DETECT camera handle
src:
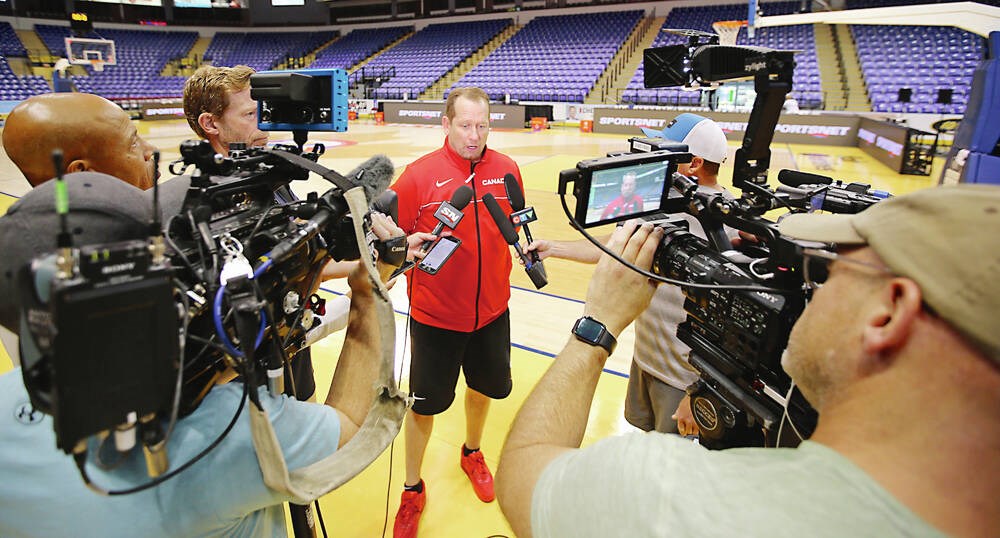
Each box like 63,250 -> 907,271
731,54 -> 794,192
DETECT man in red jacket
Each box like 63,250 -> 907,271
390,87 -> 524,538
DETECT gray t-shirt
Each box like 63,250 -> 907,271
532,435 -> 945,537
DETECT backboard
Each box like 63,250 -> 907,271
65,37 -> 117,70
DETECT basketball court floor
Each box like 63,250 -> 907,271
0,117 -> 940,537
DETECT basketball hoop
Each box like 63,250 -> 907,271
712,20 -> 746,47
65,37 -> 117,72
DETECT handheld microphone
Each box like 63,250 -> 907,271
420,185 -> 474,254
503,173 -> 541,263
777,169 -> 832,188
483,193 -> 547,289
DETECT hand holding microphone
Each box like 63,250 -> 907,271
420,185 -> 474,254
483,193 -> 547,289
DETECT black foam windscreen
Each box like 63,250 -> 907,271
503,173 -> 524,211
937,88 -> 953,105
372,189 -> 398,222
482,193 -> 519,245
777,169 -> 832,188
450,185 -> 474,210
897,88 -> 913,103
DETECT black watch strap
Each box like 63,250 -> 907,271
572,316 -> 617,354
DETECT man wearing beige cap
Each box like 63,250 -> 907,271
497,185 -> 1000,538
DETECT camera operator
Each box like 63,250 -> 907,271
1,93 -> 161,365
2,93 -> 158,190
0,173 -> 404,537
497,185 -> 1000,538
183,64 -> 335,404
183,65 -> 269,155
526,113 -> 733,436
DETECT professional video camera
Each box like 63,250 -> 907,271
559,33 -> 890,449
14,70 -> 405,495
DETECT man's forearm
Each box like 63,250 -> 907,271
498,222 -> 661,537
497,337 -> 609,537
548,237 -> 604,264
324,287 -> 379,442
505,337 -> 607,450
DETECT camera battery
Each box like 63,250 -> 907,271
628,137 -> 690,157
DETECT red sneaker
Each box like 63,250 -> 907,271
460,446 -> 495,502
393,482 -> 426,538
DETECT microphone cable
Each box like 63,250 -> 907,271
74,374 -> 250,496
381,273 -> 416,538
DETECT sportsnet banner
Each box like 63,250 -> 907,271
382,102 -> 526,129
592,108 -> 860,146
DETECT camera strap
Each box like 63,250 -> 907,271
248,186 -> 409,503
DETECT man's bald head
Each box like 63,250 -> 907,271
2,93 -> 157,189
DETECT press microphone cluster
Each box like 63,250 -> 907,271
483,192 -> 548,289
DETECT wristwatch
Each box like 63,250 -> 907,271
571,316 -> 617,354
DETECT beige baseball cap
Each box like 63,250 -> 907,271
778,184 -> 1000,363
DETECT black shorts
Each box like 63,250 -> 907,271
409,310 -> 512,415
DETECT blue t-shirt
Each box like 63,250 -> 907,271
0,369 -> 340,537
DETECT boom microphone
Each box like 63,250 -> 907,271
420,185 -> 474,253
483,193 -> 547,289
777,169 -> 832,188
345,154 -> 395,205
271,156 -> 393,264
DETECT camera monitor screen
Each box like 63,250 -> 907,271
567,150 -> 686,229
584,160 -> 670,226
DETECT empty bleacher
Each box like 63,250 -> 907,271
204,30 -> 337,71
310,26 -> 412,70
0,22 -> 49,100
455,10 -> 643,103
0,57 -> 49,101
0,3 -> 990,117
367,19 -> 511,100
852,24 -> 984,114
34,25 -> 197,100
0,21 -> 26,57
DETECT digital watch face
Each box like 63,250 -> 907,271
584,161 -> 670,226
574,317 -> 605,341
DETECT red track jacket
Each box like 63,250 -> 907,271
392,138 -> 524,332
